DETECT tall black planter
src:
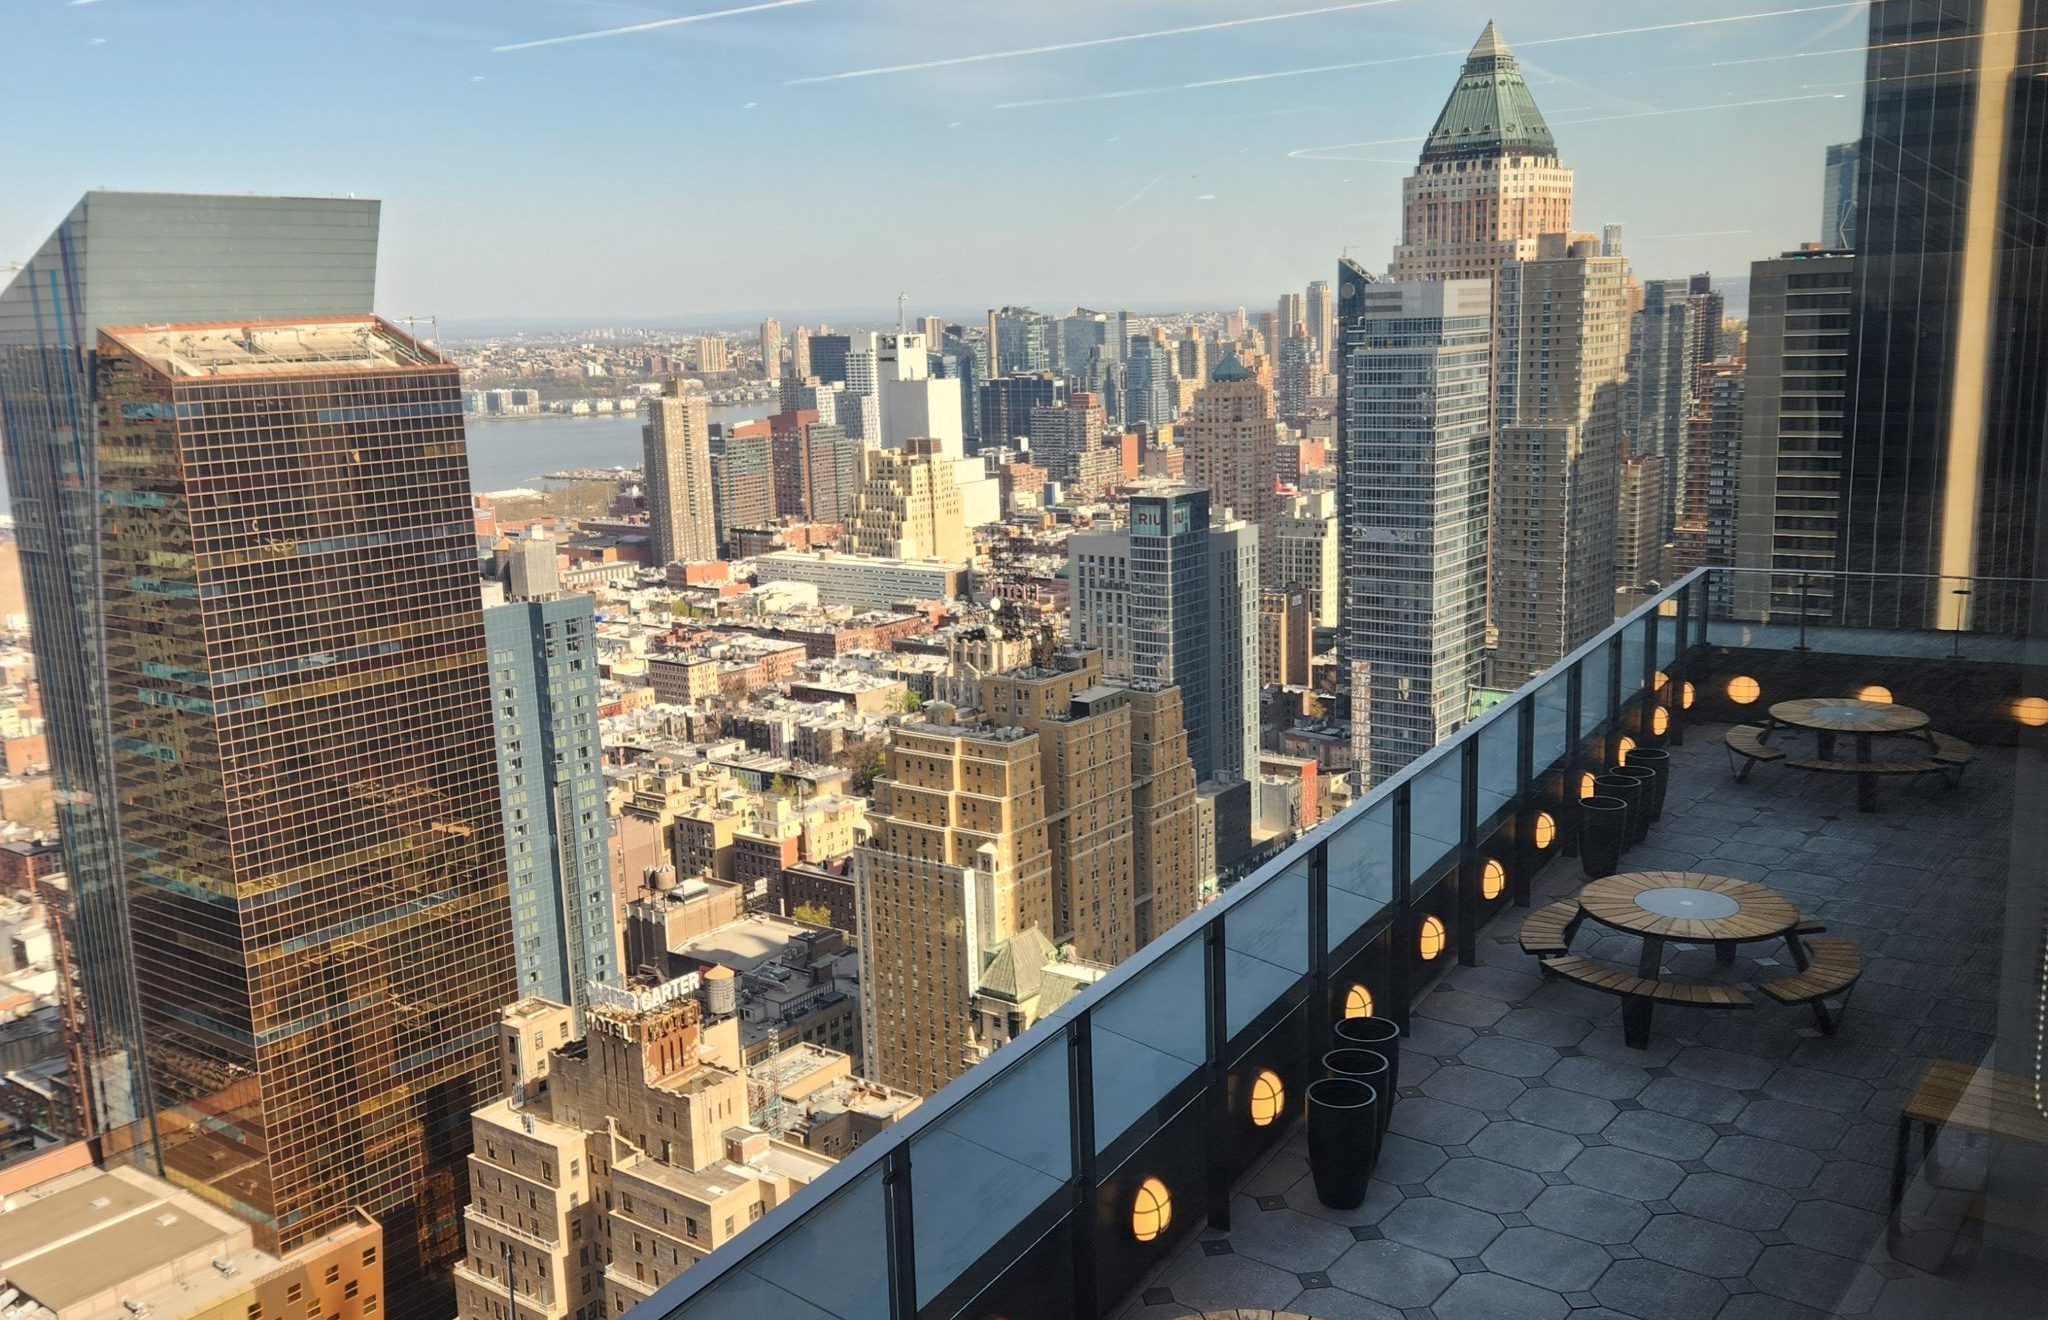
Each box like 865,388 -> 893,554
1626,747 -> 1672,821
1325,1048 -> 1395,1142
1580,795 -> 1629,879
1334,1015 -> 1402,1093
1610,765 -> 1657,843
1593,773 -> 1644,850
1306,1077 -> 1379,1209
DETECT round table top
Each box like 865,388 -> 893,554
1769,696 -> 1928,735
1578,871 -> 1802,943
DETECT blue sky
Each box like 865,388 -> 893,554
4,0 -> 1868,323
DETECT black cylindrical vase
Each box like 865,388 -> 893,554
1325,1048 -> 1395,1141
1333,1015 -> 1402,1093
1580,795 -> 1629,879
1609,765 -> 1657,842
1626,747 -> 1671,820
1593,774 -> 1643,850
1306,1077 -> 1379,1209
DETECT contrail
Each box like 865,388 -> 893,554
996,86 -> 1183,111
1289,92 -> 1846,160
1185,3 -> 1866,91
494,0 -> 820,53
1114,174 -> 1167,214
785,0 -> 1411,86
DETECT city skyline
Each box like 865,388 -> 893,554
7,1 -> 1864,321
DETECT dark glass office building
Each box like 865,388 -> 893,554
1840,0 -> 2046,629
0,193 -> 383,1170
94,317 -> 517,1314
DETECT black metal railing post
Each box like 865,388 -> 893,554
1562,662 -> 1584,858
1309,840 -> 1331,1027
1391,783 -> 1413,1030
1456,736 -> 1480,967
1514,696 -> 1536,907
1640,609 -> 1659,742
883,1145 -> 917,1320
1671,585 -> 1691,747
1202,919 -> 1231,1231
1605,636 -> 1624,765
1067,1015 -> 1099,1320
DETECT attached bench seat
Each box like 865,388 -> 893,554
1929,732 -> 1975,772
1785,757 -> 1945,776
1520,899 -> 1585,957
1724,725 -> 1784,781
1542,954 -> 1753,1048
1759,936 -> 1861,1033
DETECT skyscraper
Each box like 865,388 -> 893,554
713,423 -> 776,545
1337,276 -> 1493,787
0,192 -> 382,1172
1626,280 -> 1698,539
1492,234 -> 1629,682
1070,487 -> 1258,781
876,330 -> 965,458
1028,392 -> 1108,492
853,714 -> 1053,1095
1277,327 -> 1314,420
1391,24 -> 1574,282
1839,0 -> 2045,631
759,317 -> 783,379
1821,141 -> 1860,249
980,372 -> 1066,448
992,307 -> 1053,375
1277,490 -> 1341,629
1183,356 -> 1280,584
1305,279 -> 1334,365
643,379 -> 718,565
486,531 -> 616,1018
792,324 -> 813,379
1616,453 -> 1669,594
94,317 -> 517,1310
1123,337 -> 1177,429
1735,246 -> 1856,621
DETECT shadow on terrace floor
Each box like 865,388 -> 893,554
1117,723 -> 2040,1320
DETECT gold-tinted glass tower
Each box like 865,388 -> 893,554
95,317 -> 518,1315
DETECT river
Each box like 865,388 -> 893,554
0,401 -> 774,513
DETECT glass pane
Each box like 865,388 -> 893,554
1654,600 -> 1682,670
685,1272 -> 842,1320
1409,755 -> 1462,880
1619,618 -> 1649,701
1476,715 -> 1518,823
912,1035 -> 1072,1307
1094,935 -> 1204,1153
1326,801 -> 1394,953
1224,859 -> 1308,1038
1531,672 -> 1570,775
1578,645 -> 1613,735
743,1163 -> 891,1320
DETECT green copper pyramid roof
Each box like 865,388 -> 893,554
1419,22 -> 1558,164
1210,353 -> 1253,382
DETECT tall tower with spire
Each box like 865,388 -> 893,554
1391,22 -> 1574,282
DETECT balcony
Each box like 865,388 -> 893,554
624,568 -> 2046,1320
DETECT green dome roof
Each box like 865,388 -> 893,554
1419,22 -> 1559,165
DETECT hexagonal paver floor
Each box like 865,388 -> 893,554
1113,726 -> 2033,1320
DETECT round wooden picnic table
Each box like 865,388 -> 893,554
1765,697 -> 1933,810
1578,871 -> 1805,977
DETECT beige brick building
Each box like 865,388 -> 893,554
981,652 -> 1135,963
1182,358 -> 1281,586
843,437 -> 968,561
852,709 -> 1054,1094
